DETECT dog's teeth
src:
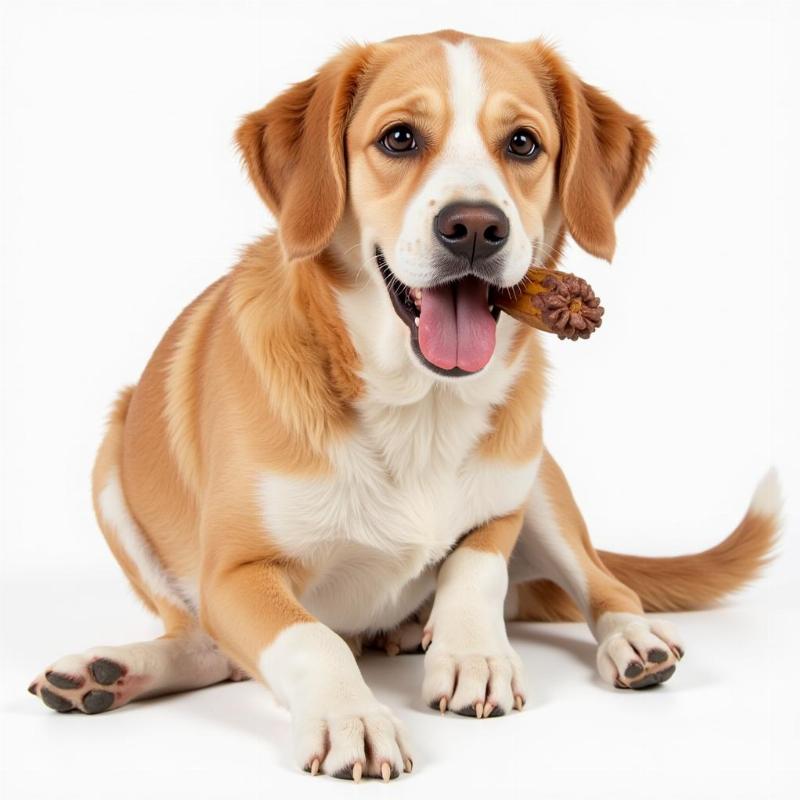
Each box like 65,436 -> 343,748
414,317 -> 419,327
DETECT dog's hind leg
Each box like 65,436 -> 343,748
507,449 -> 684,690
27,626 -> 242,714
509,450 -> 778,690
28,386 -> 245,714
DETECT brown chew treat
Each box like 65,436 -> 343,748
492,267 -> 604,341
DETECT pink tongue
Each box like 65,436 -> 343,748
418,277 -> 496,373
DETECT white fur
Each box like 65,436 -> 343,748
259,622 -> 410,775
427,549 -> 511,651
335,265 -> 527,389
595,612 -> 684,686
98,469 -> 189,611
265,258 -> 539,636
748,467 -> 781,518
508,466 -> 590,615
391,40 -> 533,290
423,548 -> 525,712
259,622 -> 374,712
258,397 -> 540,633
40,632 -> 232,707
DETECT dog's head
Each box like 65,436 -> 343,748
237,32 -> 654,380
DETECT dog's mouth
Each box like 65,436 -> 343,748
376,247 -> 502,377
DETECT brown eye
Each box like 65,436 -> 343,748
380,124 -> 417,154
507,128 -> 540,159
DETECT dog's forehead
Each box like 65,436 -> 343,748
354,34 -> 558,141
474,41 -> 557,118
354,38 -> 451,124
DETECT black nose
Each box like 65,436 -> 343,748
434,202 -> 509,263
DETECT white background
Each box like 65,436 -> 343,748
1,0 -> 798,798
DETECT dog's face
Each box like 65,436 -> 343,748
237,32 -> 654,379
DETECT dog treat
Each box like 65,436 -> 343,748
493,267 -> 604,341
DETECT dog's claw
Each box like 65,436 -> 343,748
381,762 -> 391,782
352,762 -> 363,783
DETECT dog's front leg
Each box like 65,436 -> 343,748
201,555 -> 412,780
422,510 -> 527,718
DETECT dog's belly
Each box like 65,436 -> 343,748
257,450 -> 540,634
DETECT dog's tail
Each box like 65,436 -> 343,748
515,470 -> 782,621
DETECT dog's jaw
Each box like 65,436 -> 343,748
375,246 -> 502,378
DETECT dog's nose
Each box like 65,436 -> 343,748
434,202 -> 510,262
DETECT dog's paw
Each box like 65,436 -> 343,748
28,652 -> 142,714
596,614 -> 684,690
422,644 -> 526,718
295,703 -> 413,781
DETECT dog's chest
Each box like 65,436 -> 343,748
257,391 -> 537,633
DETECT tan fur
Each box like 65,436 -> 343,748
535,449 -> 644,624
107,238 -> 366,673
91,386 -> 157,615
520,41 -> 656,261
342,37 -> 456,254
515,579 -> 583,623
478,336 -> 545,463
514,453 -> 779,622
236,45 -> 377,261
92,386 -> 196,635
596,509 -> 779,613
462,509 -> 527,559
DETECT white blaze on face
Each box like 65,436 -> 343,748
390,41 -> 533,290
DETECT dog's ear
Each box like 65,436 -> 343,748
530,43 -> 655,261
236,45 -> 372,261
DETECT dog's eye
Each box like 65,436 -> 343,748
380,124 -> 417,155
507,129 -> 540,159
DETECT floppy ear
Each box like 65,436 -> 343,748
236,45 -> 373,261
532,43 -> 655,261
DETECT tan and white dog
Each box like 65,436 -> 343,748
29,30 -> 780,781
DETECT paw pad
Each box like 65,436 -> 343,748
82,690 -> 115,714
646,648 -> 669,664
598,617 -> 684,690
89,658 -> 125,685
624,661 -> 644,679
29,654 -> 129,715
40,687 -> 74,712
45,671 -> 84,690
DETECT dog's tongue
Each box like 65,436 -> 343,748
418,277 -> 496,373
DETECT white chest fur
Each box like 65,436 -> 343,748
257,382 -> 539,635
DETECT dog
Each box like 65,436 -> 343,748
28,30 -> 780,781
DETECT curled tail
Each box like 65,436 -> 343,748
517,470 -> 782,621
